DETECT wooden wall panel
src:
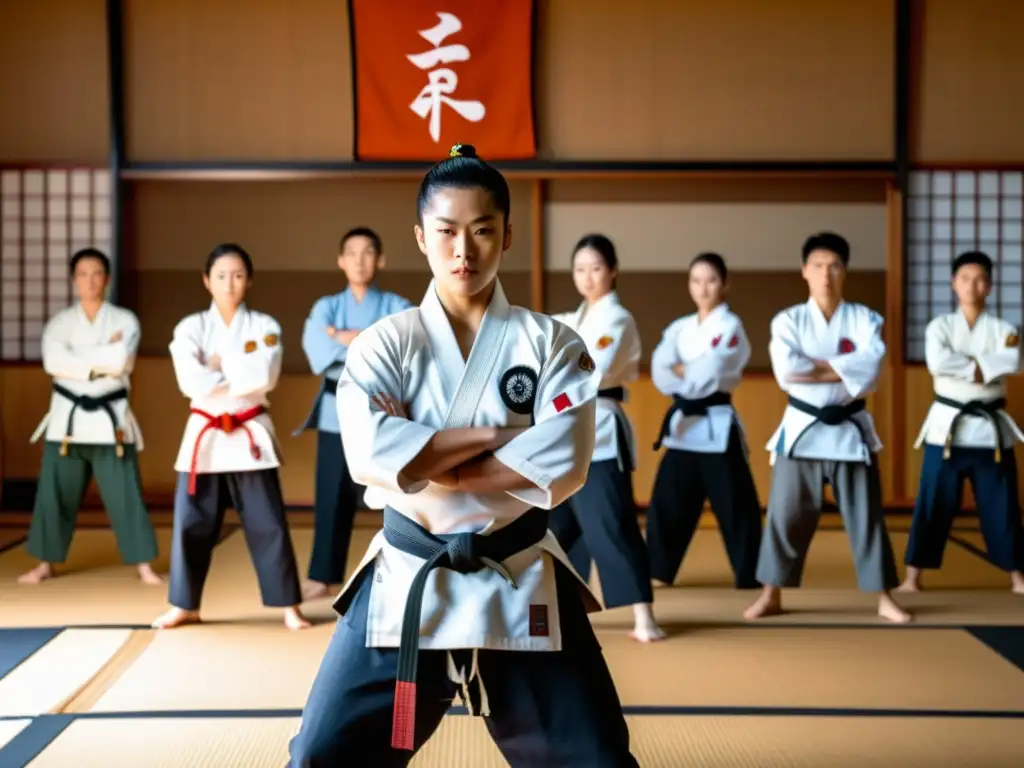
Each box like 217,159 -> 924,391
124,0 -> 354,161
913,0 -> 1024,163
0,0 -> 108,163
538,0 -> 894,160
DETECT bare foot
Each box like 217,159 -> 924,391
743,587 -> 783,620
151,607 -> 201,629
878,593 -> 912,624
137,564 -> 164,585
284,606 -> 312,631
629,604 -> 666,643
17,563 -> 54,585
1011,571 -> 1024,595
301,580 -> 332,601
896,566 -> 922,593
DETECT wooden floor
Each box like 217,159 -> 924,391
0,511 -> 1022,766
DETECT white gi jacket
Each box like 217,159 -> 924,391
650,303 -> 751,454
169,303 -> 284,476
551,291 -> 639,467
335,279 -> 601,653
30,302 -> 144,450
767,299 -> 885,464
914,310 -> 1024,450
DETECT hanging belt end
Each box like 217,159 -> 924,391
392,681 -> 417,751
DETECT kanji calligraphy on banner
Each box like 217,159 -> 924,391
349,0 -> 536,161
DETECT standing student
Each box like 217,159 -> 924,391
547,234 -> 664,643
744,232 -> 910,624
18,248 -> 161,586
900,251 -> 1024,594
152,243 -> 308,631
297,228 -> 412,600
288,145 -> 637,766
646,252 -> 762,590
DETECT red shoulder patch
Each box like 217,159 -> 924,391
839,338 -> 856,354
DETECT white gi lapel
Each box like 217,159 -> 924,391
448,281 -> 511,428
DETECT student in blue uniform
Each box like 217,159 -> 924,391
296,228 -> 413,599
900,251 -> 1024,594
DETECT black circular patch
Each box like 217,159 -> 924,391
499,365 -> 538,415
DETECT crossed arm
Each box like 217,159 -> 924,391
372,393 -> 533,492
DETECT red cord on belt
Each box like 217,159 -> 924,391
187,405 -> 266,494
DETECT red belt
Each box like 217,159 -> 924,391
187,405 -> 266,495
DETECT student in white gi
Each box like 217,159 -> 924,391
18,248 -> 161,586
152,244 -> 308,631
647,252 -> 762,590
296,227 -> 412,600
900,251 -> 1024,594
547,233 -> 664,642
744,232 -> 910,623
288,145 -> 637,766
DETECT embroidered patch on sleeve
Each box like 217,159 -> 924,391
577,351 -> 595,373
244,340 -> 258,354
728,334 -> 739,348
553,393 -> 573,412
1006,333 -> 1019,349
529,604 -> 549,637
711,335 -> 722,348
264,333 -> 279,348
838,337 -> 856,354
596,335 -> 614,350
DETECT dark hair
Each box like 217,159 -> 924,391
572,234 -> 618,272
690,251 -> 727,282
416,144 -> 511,225
801,232 -> 850,266
340,227 -> 382,256
70,247 -> 110,276
204,243 -> 254,277
953,250 -> 993,278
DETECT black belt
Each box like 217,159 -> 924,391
597,386 -> 624,401
935,395 -> 1007,462
323,376 -> 339,396
383,506 -> 548,751
293,375 -> 341,435
784,396 -> 868,458
53,383 -> 128,458
652,391 -> 732,450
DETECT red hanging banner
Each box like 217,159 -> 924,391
349,0 -> 536,161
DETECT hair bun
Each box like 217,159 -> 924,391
449,143 -> 477,158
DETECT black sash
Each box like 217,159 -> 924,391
935,395 -> 1007,462
597,386 -> 624,401
652,391 -> 732,450
784,396 -> 868,458
383,506 -> 548,750
53,383 -> 128,458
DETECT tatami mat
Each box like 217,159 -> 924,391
0,719 -> 30,751
1,521 -> 1018,628
0,629 -> 131,717
23,714 -> 1024,767
48,625 -> 1024,715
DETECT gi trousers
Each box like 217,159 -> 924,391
548,460 -> 654,608
167,469 -> 302,611
287,563 -> 638,767
905,445 -> 1024,573
756,454 -> 900,592
645,427 -> 762,588
307,429 -> 361,584
27,442 -> 158,565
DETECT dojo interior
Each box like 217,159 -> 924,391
1,0 -> 1024,765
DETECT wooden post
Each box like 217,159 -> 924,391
530,179 -> 545,312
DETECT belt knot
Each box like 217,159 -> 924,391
444,533 -> 485,573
